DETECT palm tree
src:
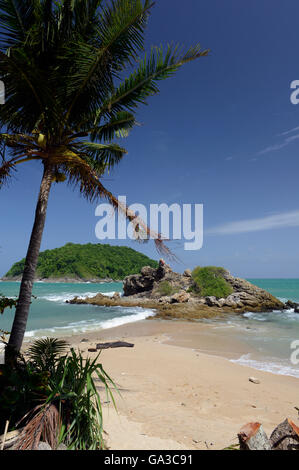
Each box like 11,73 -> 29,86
0,0 -> 209,358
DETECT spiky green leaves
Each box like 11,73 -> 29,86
0,0 -> 36,49
98,43 -> 209,118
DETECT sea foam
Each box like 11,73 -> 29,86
24,307 -> 155,339
230,353 -> 299,378
39,291 -> 117,303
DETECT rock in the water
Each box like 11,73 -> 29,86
112,292 -> 121,300
123,263 -> 191,297
222,272 -> 284,311
68,263 -> 286,321
285,300 -> 297,309
123,266 -> 160,296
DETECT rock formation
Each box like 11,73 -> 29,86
68,262 -> 286,320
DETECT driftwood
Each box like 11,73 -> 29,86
270,419 -> 299,450
88,341 -> 134,352
238,422 -> 271,450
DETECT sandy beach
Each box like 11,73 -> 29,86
53,319 -> 299,450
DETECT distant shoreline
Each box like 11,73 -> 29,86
1,277 -> 123,284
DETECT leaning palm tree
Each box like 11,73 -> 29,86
0,0 -> 209,358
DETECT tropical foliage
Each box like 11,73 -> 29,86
191,266 -> 233,299
0,293 -> 17,314
0,0 -> 208,356
5,242 -> 159,280
0,337 -> 117,450
0,293 -> 17,339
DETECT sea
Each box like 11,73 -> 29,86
1,279 -> 299,378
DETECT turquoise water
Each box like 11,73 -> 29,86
248,278 -> 299,303
1,279 -> 299,378
0,281 -> 154,338
212,278 -> 299,378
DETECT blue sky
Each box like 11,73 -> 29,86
2,0 -> 299,278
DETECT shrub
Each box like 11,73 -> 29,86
0,338 -> 117,450
157,281 -> 180,296
191,266 -> 233,299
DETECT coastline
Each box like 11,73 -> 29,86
33,319 -> 299,450
1,277 -> 123,283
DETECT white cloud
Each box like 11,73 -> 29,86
278,125 -> 299,136
207,210 -> 299,235
257,133 -> 299,155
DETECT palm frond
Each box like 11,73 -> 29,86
0,156 -> 16,186
15,403 -> 61,450
0,0 -> 36,49
69,0 -> 104,41
89,110 -> 137,141
27,338 -> 69,371
62,0 -> 153,125
96,43 -> 209,119
75,141 -> 127,170
97,0 -> 153,65
56,153 -> 175,258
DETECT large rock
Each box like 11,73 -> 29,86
170,291 -> 190,303
123,261 -> 192,297
222,272 -> 284,311
123,266 -> 160,296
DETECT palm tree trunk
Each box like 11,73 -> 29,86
6,163 -> 54,360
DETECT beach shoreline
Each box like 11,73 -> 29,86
34,318 -> 299,450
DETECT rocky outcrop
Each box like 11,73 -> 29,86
68,261 -> 286,320
123,265 -> 163,296
123,262 -> 193,298
123,261 -> 284,311
285,300 -> 299,313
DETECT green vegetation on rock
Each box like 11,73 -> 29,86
4,243 -> 158,281
157,280 -> 180,296
190,266 -> 233,298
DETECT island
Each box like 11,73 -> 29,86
67,260 -> 287,319
2,242 -> 158,283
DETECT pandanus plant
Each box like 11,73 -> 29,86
0,0 -> 209,359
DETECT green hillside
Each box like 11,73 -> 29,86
4,243 -> 158,281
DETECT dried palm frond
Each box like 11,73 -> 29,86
15,403 -> 61,450
0,159 -> 16,186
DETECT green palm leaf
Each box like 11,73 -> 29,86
89,111 -> 137,141
98,43 -> 209,118
0,0 -> 35,49
62,0 -> 153,124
